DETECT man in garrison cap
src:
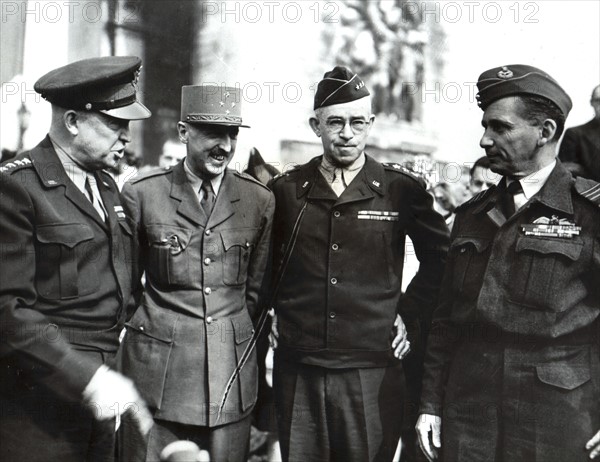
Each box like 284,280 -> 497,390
268,66 -> 450,462
558,84 -> 600,181
0,56 -> 153,461
118,84 -> 274,462
417,65 -> 600,461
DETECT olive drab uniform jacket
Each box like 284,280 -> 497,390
0,136 -> 134,404
120,162 -> 274,427
270,155 -> 450,368
420,161 -> 600,461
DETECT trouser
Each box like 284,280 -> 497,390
274,357 -> 406,462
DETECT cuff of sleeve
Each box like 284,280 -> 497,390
42,349 -> 103,401
419,402 -> 442,417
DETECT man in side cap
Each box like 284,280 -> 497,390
0,56 -> 153,461
118,84 -> 274,462
268,66 -> 450,462
558,84 -> 600,181
417,64 -> 600,461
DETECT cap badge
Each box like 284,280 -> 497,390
355,81 -> 365,91
85,103 -> 92,110
497,67 -> 513,79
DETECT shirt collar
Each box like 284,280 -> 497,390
517,159 -> 556,200
183,159 -> 224,194
50,137 -> 87,194
319,153 -> 366,185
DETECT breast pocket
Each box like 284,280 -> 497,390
221,228 -> 259,286
449,236 -> 491,300
145,225 -> 193,288
35,223 -> 97,300
509,236 -> 583,310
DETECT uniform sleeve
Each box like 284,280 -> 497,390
418,215 -> 461,416
0,174 -> 99,399
245,191 -> 275,320
399,181 -> 450,327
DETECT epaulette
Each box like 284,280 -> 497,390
270,165 -> 301,184
0,156 -> 33,174
129,166 -> 170,184
383,162 -> 426,188
233,170 -> 270,192
574,177 -> 600,208
455,186 -> 495,212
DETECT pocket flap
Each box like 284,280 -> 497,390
145,225 -> 193,249
125,305 -> 177,343
221,228 -> 258,251
516,236 -> 582,261
37,223 -> 94,248
231,311 -> 254,345
450,236 -> 491,253
536,361 -> 591,390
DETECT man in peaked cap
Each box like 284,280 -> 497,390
417,64 -> 600,461
0,56 -> 152,461
118,84 -> 274,462
268,66 -> 449,462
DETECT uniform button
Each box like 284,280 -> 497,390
333,211 -> 341,218
331,244 -> 339,251
460,248 -> 466,253
329,312 -> 336,319
204,287 -> 212,295
139,325 -> 145,331
206,316 -> 213,324
205,229 -> 211,236
204,258 -> 211,266
330,278 -> 337,285
245,241 -> 251,248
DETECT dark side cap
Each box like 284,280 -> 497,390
476,64 -> 572,116
181,85 -> 249,127
34,56 -> 151,120
314,66 -> 370,110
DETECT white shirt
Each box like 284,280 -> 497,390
511,160 -> 556,210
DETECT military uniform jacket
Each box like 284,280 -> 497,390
270,155 -> 450,368
120,162 -> 274,427
0,136 -> 134,399
420,161 -> 600,461
559,118 -> 600,181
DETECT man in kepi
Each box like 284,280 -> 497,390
417,65 -> 600,461
119,84 -> 274,462
0,56 -> 153,461
269,66 -> 449,462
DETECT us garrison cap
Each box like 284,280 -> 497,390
476,64 -> 572,116
181,85 -> 249,127
34,56 -> 151,120
314,66 -> 370,110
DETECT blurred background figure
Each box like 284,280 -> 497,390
558,84 -> 600,181
109,147 -> 142,190
468,156 -> 498,196
159,138 -> 187,169
430,182 -> 457,230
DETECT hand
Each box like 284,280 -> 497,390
586,429 -> 600,459
392,314 -> 411,359
83,366 -> 154,436
416,413 -> 442,462
268,309 -> 279,350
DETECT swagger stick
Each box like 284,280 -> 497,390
216,199 -> 309,422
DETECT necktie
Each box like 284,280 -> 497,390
200,179 -> 216,217
85,173 -> 106,221
501,179 -> 523,218
331,169 -> 347,197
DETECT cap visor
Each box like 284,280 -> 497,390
99,101 -> 151,120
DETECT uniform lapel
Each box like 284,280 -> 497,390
335,155 -> 382,206
30,137 -> 107,229
207,170 -> 239,228
170,162 -> 207,226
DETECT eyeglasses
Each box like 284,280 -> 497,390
324,118 -> 370,134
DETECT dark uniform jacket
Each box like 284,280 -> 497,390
0,136 -> 134,405
420,161 -> 600,461
120,162 -> 274,427
559,118 -> 600,181
270,155 -> 450,368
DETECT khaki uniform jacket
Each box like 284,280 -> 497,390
420,162 -> 600,461
270,155 -> 450,368
120,162 -> 274,427
0,136 -> 134,400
